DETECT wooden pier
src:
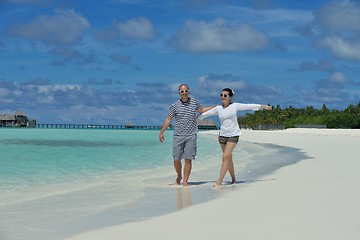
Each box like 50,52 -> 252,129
35,124 -> 218,130
36,124 -> 163,130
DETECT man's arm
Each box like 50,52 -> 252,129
159,116 -> 172,143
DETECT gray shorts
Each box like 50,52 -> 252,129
218,135 -> 239,144
173,135 -> 197,160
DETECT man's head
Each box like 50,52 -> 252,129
178,84 -> 190,101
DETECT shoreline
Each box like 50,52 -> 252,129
66,128 -> 360,240
61,132 -> 306,239
1,129 -> 305,240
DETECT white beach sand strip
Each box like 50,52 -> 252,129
66,129 -> 360,240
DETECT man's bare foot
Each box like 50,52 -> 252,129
175,177 -> 182,185
231,179 -> 236,185
183,181 -> 189,187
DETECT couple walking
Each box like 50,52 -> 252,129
159,84 -> 272,187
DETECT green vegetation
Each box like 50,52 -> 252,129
238,102 -> 360,129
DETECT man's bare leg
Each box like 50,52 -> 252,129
174,160 -> 182,185
183,159 -> 192,187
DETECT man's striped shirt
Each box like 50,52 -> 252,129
168,98 -> 202,136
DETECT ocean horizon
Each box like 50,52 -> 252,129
0,128 -> 307,240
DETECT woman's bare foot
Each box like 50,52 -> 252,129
231,178 -> 236,185
212,181 -> 222,188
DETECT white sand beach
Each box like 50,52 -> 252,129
67,128 -> 360,240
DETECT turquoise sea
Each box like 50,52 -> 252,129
0,128 -> 307,240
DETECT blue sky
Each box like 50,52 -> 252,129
0,0 -> 359,125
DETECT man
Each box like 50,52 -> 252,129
159,84 -> 214,186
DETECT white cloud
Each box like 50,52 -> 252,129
114,17 -> 155,40
294,59 -> 334,72
305,87 -> 349,104
110,54 -> 132,65
36,84 -> 82,93
312,1 -> 360,61
0,88 -> 9,97
314,0 -> 360,33
195,74 -> 248,98
319,36 -> 360,61
197,74 -> 247,90
6,0 -> 44,3
329,72 -> 348,84
110,0 -> 144,4
8,9 -> 90,45
171,18 -> 268,53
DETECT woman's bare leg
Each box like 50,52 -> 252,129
228,157 -> 236,184
215,142 -> 237,186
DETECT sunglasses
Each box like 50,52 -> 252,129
179,90 -> 189,93
220,93 -> 229,97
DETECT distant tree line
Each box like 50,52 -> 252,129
238,102 -> 360,129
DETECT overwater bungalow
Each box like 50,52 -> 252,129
0,111 -> 36,128
196,119 -> 218,130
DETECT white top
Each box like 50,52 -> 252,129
198,103 -> 261,137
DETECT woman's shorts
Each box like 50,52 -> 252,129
218,135 -> 239,144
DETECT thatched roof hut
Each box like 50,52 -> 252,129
0,111 -> 36,127
196,119 -> 218,130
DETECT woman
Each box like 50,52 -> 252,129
198,88 -> 272,187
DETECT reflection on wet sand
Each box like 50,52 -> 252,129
176,187 -> 192,210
